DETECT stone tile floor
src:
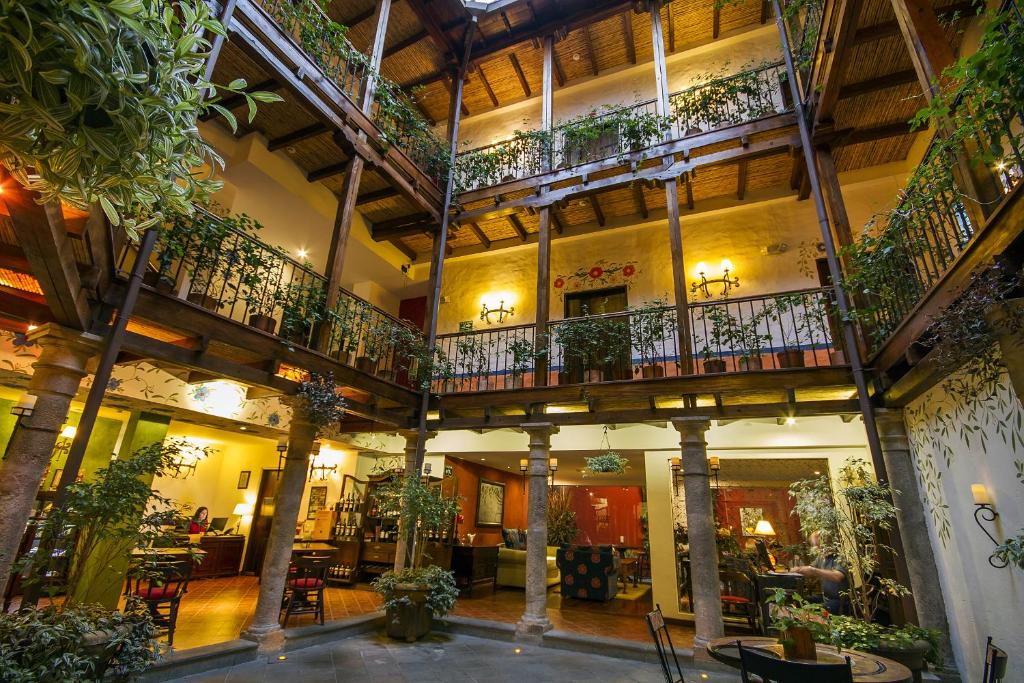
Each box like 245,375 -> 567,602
170,632 -> 741,683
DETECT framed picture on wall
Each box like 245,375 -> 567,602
307,486 -> 328,520
237,470 -> 251,489
740,507 -> 764,536
476,479 -> 505,528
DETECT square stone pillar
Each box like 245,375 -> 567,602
243,412 -> 317,651
0,324 -> 98,595
516,422 -> 558,642
875,409 -> 954,666
671,417 -> 723,647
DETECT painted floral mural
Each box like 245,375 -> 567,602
554,259 -> 640,300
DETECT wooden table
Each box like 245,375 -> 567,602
707,637 -> 912,683
131,547 -> 206,558
291,542 -> 336,557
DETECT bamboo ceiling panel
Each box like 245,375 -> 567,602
690,164 -> 740,202
833,134 -> 916,173
285,135 -> 348,176
744,153 -> 791,193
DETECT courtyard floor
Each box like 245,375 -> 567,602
167,631 -> 741,683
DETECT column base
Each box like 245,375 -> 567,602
514,615 -> 553,643
241,623 -> 285,652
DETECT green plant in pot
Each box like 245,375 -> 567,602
371,474 -> 461,642
585,452 -> 630,474
770,293 -> 808,368
182,211 -> 241,312
505,337 -> 544,389
547,487 -> 579,546
628,298 -> 676,378
279,269 -> 326,348
789,459 -> 941,676
455,335 -> 493,390
765,588 -> 831,660
733,306 -> 770,371
694,303 -> 735,373
238,240 -> 287,334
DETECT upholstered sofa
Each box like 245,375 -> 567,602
556,545 -> 620,601
496,546 -> 560,588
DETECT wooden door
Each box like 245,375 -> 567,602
563,286 -> 631,381
243,468 -> 283,575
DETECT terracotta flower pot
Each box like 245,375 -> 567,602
703,359 -> 727,374
248,314 -> 277,334
776,350 -> 805,368
583,369 -> 603,383
739,357 -> 763,371
507,374 -> 525,389
385,584 -> 433,642
829,349 -> 847,366
779,626 -> 817,660
186,290 -> 220,311
355,356 -> 377,374
142,271 -> 175,294
640,364 -> 666,379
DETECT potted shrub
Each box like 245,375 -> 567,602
505,337 -> 543,389
325,295 -> 365,365
764,588 -> 830,660
734,307 -> 770,371
771,293 -> 807,368
279,271 -> 326,348
239,243 -> 286,334
554,311 -> 625,384
629,298 -> 676,378
789,459 -> 940,678
454,335 -> 493,390
372,474 -> 461,642
695,303 -> 733,373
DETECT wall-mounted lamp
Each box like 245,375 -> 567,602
549,457 -> 558,485
691,259 -> 740,298
972,484 -> 1008,568
519,458 -> 528,474
169,455 -> 198,479
708,456 -> 721,490
480,299 -> 515,325
276,435 -> 289,472
10,393 -> 36,417
669,456 -> 682,494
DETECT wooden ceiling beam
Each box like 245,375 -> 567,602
712,5 -> 721,39
467,222 -> 492,248
667,5 -> 676,52
761,0 -> 770,24
633,183 -> 648,219
372,212 -> 437,240
390,238 -> 417,261
550,208 -> 564,234
507,214 -> 528,241
840,120 -> 915,145
475,63 -> 500,108
509,54 -> 531,96
851,1 -> 974,44
737,159 -> 748,201
357,187 -> 400,205
267,123 -> 329,151
583,25 -> 599,76
404,0 -> 459,59
623,12 -> 636,64
307,162 -> 347,182
552,52 -> 566,87
383,29 -> 428,59
812,0 -> 860,126
589,195 -> 605,226
838,69 -> 918,100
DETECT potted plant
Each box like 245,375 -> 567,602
454,335 -> 493,390
789,459 -> 941,678
279,270 -> 326,348
182,211 -> 237,312
764,588 -> 831,660
585,452 -> 630,474
695,303 -> 733,373
733,307 -> 770,371
770,293 -> 808,368
548,488 -> 578,546
505,337 -> 543,389
324,295 -> 364,365
372,475 -> 461,642
554,313 -> 604,384
239,241 -> 286,334
629,298 -> 676,378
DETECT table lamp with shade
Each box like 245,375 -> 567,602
753,519 -> 778,569
226,502 -> 254,534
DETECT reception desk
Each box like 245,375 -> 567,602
192,534 -> 245,579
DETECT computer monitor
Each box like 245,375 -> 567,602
208,517 -> 228,533
754,537 -> 774,570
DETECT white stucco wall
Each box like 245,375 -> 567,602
905,369 -> 1024,682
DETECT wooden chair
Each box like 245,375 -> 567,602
128,559 -> 192,647
983,636 -> 1008,683
645,604 -> 686,683
281,554 -> 332,627
738,641 -> 853,683
720,569 -> 758,632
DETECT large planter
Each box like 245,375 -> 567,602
870,640 -> 931,683
779,626 -> 816,660
739,357 -> 763,371
506,374 -> 525,389
356,356 -> 378,374
639,364 -> 665,379
385,584 -> 432,642
776,350 -> 805,368
703,358 -> 727,374
248,313 -> 277,334
186,290 -> 220,311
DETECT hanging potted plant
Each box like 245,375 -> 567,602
789,460 -> 941,678
770,293 -> 807,368
695,303 -> 734,374
372,474 -> 461,642
629,298 -> 676,378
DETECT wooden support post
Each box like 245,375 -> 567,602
815,145 -> 854,253
534,34 -> 556,389
650,0 -> 694,375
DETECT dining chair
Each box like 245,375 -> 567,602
645,604 -> 686,683
983,636 -> 1008,683
281,554 -> 332,627
738,641 -> 853,683
128,559 -> 192,647
720,569 -> 758,631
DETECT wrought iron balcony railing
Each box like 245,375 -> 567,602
432,287 -> 843,394
455,61 -> 790,193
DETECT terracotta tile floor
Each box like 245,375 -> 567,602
166,576 -> 696,652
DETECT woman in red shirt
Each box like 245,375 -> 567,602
188,507 -> 209,534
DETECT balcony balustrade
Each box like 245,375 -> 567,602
432,287 -> 843,394
454,61 -> 791,193
251,0 -> 449,187
118,208 -> 421,389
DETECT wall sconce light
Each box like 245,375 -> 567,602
669,456 -> 682,493
691,259 -> 740,298
708,456 -> 721,490
480,299 -> 515,325
520,458 -> 528,474
275,435 -> 289,472
308,456 -> 336,481
548,457 -> 558,485
10,393 -> 36,417
972,484 -> 1008,568
169,455 -> 198,479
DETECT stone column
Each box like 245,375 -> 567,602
671,417 -> 723,647
394,430 -> 423,571
243,412 -> 317,651
516,422 -> 558,642
985,298 -> 1024,406
875,409 -> 954,664
0,324 -> 98,596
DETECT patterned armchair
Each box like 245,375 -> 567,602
556,546 -> 620,601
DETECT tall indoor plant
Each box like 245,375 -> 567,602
629,298 -> 676,378
372,474 -> 461,641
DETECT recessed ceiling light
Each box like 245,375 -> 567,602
286,146 -> 297,154
785,417 -> 796,426
240,426 -> 247,431
571,53 -> 581,61
813,470 -> 821,475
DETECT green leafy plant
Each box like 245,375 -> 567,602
454,335 -> 493,387
0,600 -> 158,682
628,298 -> 676,371
547,488 -> 578,546
764,588 -> 831,640
585,452 -> 631,474
295,372 -> 346,432
789,459 -> 910,623
554,306 -> 629,379
672,61 -> 783,132
0,0 -> 281,236
372,564 -> 459,618
993,532 -> 1024,570
505,336 -> 544,385
279,269 -> 326,345
694,303 -> 736,362
828,615 -> 942,665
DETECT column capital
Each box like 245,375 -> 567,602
874,408 -> 910,455
671,416 -> 712,436
27,322 -> 101,350
522,422 -> 559,447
